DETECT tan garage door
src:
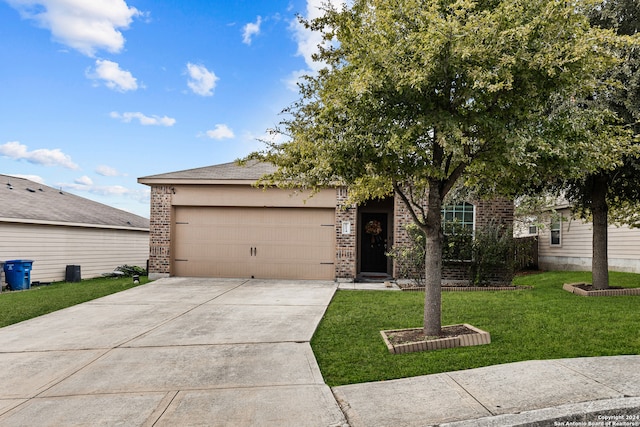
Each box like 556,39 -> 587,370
173,207 -> 336,280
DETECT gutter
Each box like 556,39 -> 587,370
0,217 -> 149,232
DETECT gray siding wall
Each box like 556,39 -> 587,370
0,222 -> 149,283
538,208 -> 640,273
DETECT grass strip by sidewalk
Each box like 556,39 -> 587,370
0,276 -> 149,328
311,271 -> 640,387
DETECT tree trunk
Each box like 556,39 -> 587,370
423,182 -> 443,337
591,175 -> 609,290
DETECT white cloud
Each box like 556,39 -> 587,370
247,129 -> 287,146
204,124 -> 235,140
90,185 -> 129,196
95,165 -> 121,176
284,69 -> 309,92
290,0 -> 345,72
60,182 -> 147,199
186,63 -> 218,96
0,141 -> 79,169
110,111 -> 176,126
7,174 -> 45,184
6,0 -> 142,57
74,175 -> 93,185
242,16 -> 262,45
88,59 -> 139,92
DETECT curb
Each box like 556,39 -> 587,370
440,396 -> 640,427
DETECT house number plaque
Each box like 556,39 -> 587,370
342,221 -> 351,235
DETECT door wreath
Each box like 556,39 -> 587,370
365,220 -> 384,247
365,220 -> 382,235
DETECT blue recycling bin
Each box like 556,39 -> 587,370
4,260 -> 33,291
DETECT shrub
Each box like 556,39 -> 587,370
387,222 -> 426,286
102,265 -> 148,278
116,265 -> 147,276
389,220 -> 517,286
469,220 -> 516,286
442,221 -> 473,261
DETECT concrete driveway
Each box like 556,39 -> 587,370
0,278 -> 348,426
3,278 -> 639,426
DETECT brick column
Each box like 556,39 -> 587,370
148,185 -> 172,279
392,194 -> 423,280
335,187 -> 357,281
474,197 -> 514,228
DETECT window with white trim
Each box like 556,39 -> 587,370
441,202 -> 475,233
441,202 -> 475,260
550,219 -> 561,246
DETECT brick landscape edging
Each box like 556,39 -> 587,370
563,283 -> 640,297
380,324 -> 491,354
400,286 -> 532,292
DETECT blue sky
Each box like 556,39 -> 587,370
0,0 -> 337,218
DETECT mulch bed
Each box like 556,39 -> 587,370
386,324 -> 476,345
573,284 -> 622,291
563,282 -> 640,296
397,283 -> 532,292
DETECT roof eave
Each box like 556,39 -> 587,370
137,178 -> 261,186
0,217 -> 149,231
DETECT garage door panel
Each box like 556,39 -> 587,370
175,242 -> 250,261
173,207 -> 335,280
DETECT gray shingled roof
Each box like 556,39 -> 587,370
0,175 -> 149,229
138,160 -> 276,181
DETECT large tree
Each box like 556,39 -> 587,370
514,0 -> 640,290
248,0 -> 628,336
563,0 -> 640,290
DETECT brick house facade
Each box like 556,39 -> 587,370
147,185 -> 173,277
391,194 -> 514,284
140,162 -> 513,282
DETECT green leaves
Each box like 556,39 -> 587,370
246,0 -> 636,215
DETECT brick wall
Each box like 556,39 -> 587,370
475,197 -> 514,228
148,185 -> 172,278
335,187 -> 357,280
393,193 -> 422,279
392,194 -> 514,282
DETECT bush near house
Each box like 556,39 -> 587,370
389,220 -> 522,286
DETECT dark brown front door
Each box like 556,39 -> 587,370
360,213 -> 388,273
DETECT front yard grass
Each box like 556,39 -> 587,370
311,271 -> 640,387
0,276 -> 149,328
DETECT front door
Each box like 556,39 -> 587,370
360,213 -> 388,273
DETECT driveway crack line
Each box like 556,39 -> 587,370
116,280 -> 250,348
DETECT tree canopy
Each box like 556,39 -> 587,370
571,0 -> 640,225
247,0 -> 636,334
516,0 -> 640,289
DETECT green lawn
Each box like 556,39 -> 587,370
311,271 -> 640,387
0,276 -> 149,328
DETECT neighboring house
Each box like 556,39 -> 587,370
537,205 -> 640,274
0,175 -> 150,283
139,161 -> 513,282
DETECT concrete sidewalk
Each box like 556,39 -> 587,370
0,278 -> 638,426
333,356 -> 640,426
0,278 -> 347,426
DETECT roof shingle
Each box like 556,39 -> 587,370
0,175 -> 149,229
138,160 -> 275,182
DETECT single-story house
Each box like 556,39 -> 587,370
0,174 -> 150,284
529,204 -> 640,273
138,161 -> 513,282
